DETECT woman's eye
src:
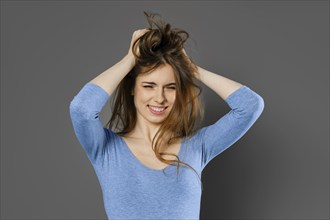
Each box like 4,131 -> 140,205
142,85 -> 175,89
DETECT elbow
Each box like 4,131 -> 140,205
69,99 -> 89,120
69,98 -> 80,113
239,96 -> 265,125
240,94 -> 265,118
69,99 -> 100,121
254,95 -> 265,114
69,99 -> 81,118
249,95 -> 265,119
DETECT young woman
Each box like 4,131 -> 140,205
69,12 -> 264,220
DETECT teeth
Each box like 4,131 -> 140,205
149,106 -> 165,112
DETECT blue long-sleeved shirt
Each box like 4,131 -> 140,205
69,82 -> 264,219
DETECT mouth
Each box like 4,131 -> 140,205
147,105 -> 168,115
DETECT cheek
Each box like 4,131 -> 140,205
135,90 -> 152,103
168,92 -> 176,103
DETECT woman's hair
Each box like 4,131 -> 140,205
106,11 -> 204,189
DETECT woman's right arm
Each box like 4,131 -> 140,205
69,82 -> 111,166
89,53 -> 135,96
69,29 -> 150,166
69,55 -> 133,166
90,28 -> 150,96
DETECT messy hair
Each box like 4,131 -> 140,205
106,11 -> 204,189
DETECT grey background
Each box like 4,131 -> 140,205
1,1 -> 329,219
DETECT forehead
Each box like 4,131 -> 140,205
137,64 -> 175,83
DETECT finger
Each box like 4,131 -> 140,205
142,28 -> 151,33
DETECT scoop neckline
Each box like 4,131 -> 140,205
117,133 -> 186,173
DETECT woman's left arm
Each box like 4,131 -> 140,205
183,49 -> 265,170
195,65 -> 243,100
194,65 -> 265,170
182,48 -> 243,99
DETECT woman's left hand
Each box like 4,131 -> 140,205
182,48 -> 189,58
182,48 -> 200,79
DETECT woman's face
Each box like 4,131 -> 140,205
133,63 -> 176,126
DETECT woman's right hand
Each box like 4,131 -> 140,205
127,28 -> 151,58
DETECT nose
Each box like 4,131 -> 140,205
154,88 -> 166,104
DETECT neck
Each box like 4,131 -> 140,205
127,118 -> 162,144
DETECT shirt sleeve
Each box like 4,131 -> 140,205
199,85 -> 265,170
69,82 -> 110,166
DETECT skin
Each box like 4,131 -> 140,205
119,64 -> 182,164
131,63 -> 177,144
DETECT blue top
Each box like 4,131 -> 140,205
69,82 -> 264,219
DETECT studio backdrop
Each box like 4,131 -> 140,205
1,1 -> 329,219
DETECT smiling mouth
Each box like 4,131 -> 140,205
147,105 -> 168,114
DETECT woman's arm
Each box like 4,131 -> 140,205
182,48 -> 243,100
69,54 -> 135,166
69,29 -> 150,166
89,54 -> 135,96
198,84 -> 265,170
69,83 -> 110,166
194,65 -> 264,170
90,28 -> 150,96
182,49 -> 264,170
196,66 -> 243,101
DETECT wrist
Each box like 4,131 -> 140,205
123,53 -> 136,67
193,65 -> 201,80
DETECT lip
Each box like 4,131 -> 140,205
147,105 -> 168,115
148,105 -> 167,108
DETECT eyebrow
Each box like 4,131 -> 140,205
141,82 -> 176,86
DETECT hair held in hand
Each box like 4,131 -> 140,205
132,12 -> 195,70
107,11 -> 204,190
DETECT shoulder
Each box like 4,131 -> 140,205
185,127 -> 207,144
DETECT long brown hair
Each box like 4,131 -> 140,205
106,11 -> 204,189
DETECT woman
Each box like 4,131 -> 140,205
69,12 -> 264,220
